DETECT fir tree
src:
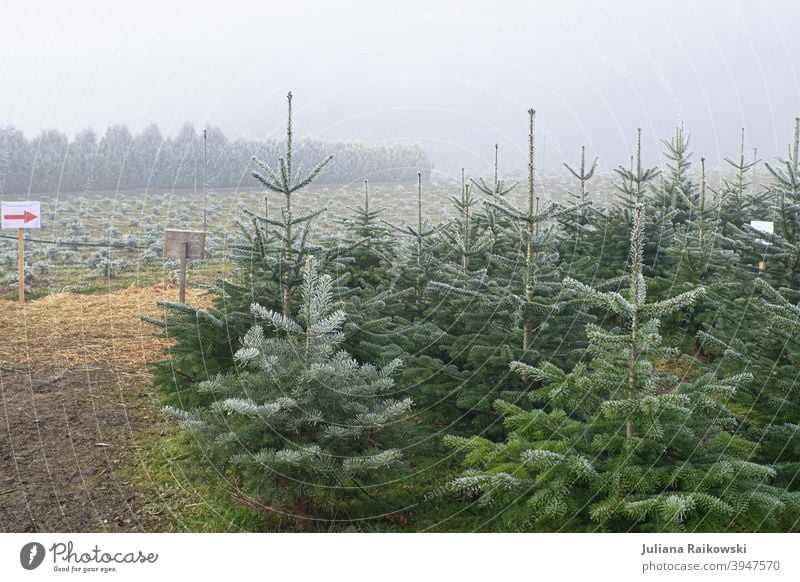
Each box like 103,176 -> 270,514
653,125 -> 697,227
661,156 -> 739,350
166,258 -> 413,523
149,93 -> 348,406
248,91 -> 334,318
425,168 -> 523,429
335,179 -> 394,289
750,279 -> 800,490
558,145 -> 602,281
575,130 -> 670,287
383,172 -> 448,309
444,132 -> 796,532
482,109 -> 564,357
437,170 -> 493,282
761,117 -> 800,290
426,113 -> 584,429
470,144 -> 518,249
700,277 -> 800,494
709,119 -> 800,368
718,129 -> 763,234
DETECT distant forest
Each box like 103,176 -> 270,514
0,124 -> 431,194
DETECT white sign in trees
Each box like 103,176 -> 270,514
1,201 -> 41,305
750,220 -> 774,272
750,220 -> 774,243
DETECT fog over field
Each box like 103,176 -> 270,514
1,0 -> 798,177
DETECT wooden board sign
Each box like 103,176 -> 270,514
2,201 -> 42,305
164,229 -> 206,259
2,201 -> 41,229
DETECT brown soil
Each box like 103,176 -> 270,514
0,285 -> 209,532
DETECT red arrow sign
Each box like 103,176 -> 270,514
3,210 -> 38,223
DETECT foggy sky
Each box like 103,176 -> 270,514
1,0 -> 798,179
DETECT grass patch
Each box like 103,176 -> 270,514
127,427 -> 274,532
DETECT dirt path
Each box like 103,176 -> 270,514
0,285 -> 208,532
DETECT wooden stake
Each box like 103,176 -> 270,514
17,228 -> 24,306
179,241 -> 188,303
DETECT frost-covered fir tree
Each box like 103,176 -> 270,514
574,130 -> 670,286
660,157 -> 740,350
335,179 -> 394,289
480,109 -> 564,358
755,118 -> 800,290
699,277 -> 800,495
148,93 -> 351,405
718,129 -> 764,235
653,125 -> 697,227
558,145 -> 604,281
423,169 -> 520,429
369,172 -> 464,424
383,172 -> 448,310
438,172 -> 493,281
444,134 -> 798,532
425,111 -> 579,427
706,119 -> 800,367
167,258 -> 413,523
470,144 -> 518,251
749,279 -> 800,490
243,91 -> 344,319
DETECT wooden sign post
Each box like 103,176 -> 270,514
18,229 -> 24,305
1,201 -> 41,305
164,229 -> 206,303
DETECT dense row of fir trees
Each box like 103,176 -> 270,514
148,93 -> 800,532
0,121 -> 429,194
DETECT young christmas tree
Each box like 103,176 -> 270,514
443,132 -> 797,532
424,168 -> 521,429
700,277 -> 800,495
241,90 -> 342,319
575,130 -> 672,287
425,111 -> 580,429
718,129 -> 764,235
166,258 -> 413,524
653,125 -> 697,227
696,130 -> 772,357
149,92 -> 350,407
706,119 -> 800,374
759,118 -> 800,291
334,179 -> 394,290
479,109 -> 566,360
749,279 -> 800,490
660,156 -> 740,351
373,172 -> 466,426
437,172 -> 493,282
470,144 -> 519,251
383,172 -> 449,310
558,145 -> 602,281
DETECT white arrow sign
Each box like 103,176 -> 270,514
2,201 -> 41,229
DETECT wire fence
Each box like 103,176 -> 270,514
0,233 -> 140,249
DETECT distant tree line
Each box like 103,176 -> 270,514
0,123 -> 431,194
